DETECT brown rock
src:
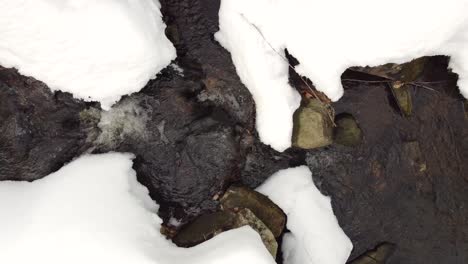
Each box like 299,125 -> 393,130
292,99 -> 333,149
220,186 -> 286,237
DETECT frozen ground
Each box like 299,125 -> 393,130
0,153 -> 275,264
0,0 -> 175,109
216,0 -> 468,151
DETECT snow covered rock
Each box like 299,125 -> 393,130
0,0 -> 176,109
0,153 -> 276,264
216,0 -> 468,151
257,166 -> 353,264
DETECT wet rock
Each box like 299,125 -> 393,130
240,136 -> 306,188
173,211 -> 237,247
402,141 -> 426,174
353,57 -> 427,83
312,56 -> 468,264
0,66 -> 95,181
94,84 -> 241,221
235,208 -> 278,257
349,243 -> 396,264
334,113 -> 363,146
160,0 -> 255,127
173,208 -> 278,257
220,185 -> 286,237
464,100 -> 467,119
292,99 -> 333,149
390,84 -> 412,116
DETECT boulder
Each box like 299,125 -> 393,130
292,99 -> 333,149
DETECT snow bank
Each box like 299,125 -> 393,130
257,166 -> 353,264
0,0 -> 176,109
0,153 -> 275,264
216,0 -> 468,151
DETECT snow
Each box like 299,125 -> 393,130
0,153 -> 275,264
216,0 -> 468,151
257,166 -> 353,264
0,0 -> 176,109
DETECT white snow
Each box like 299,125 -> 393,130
257,166 -> 353,264
0,0 -> 176,109
0,153 -> 275,264
216,0 -> 468,151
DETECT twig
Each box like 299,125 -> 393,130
410,83 -> 439,93
241,14 -> 336,124
240,14 -> 322,101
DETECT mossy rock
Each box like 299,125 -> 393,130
334,113 -> 362,146
172,208 -> 278,257
353,57 -> 427,83
220,186 -> 286,237
391,84 -> 412,117
349,243 -> 396,264
292,99 -> 333,149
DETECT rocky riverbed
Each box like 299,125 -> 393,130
0,1 -> 467,263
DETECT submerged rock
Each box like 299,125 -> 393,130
0,66 -> 95,181
220,186 -> 286,237
353,57 -> 427,83
402,141 -> 426,174
334,113 -> 363,146
292,99 -> 333,149
390,84 -> 412,116
173,208 -> 278,257
349,243 -> 396,264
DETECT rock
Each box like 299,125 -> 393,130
220,186 -> 286,238
402,141 -> 426,174
390,84 -> 412,117
172,211 -> 237,247
235,208 -> 278,257
352,57 -> 427,83
0,66 -> 95,181
94,83 -> 241,221
349,243 -> 396,264
172,208 -> 278,257
292,99 -> 333,149
334,113 -> 363,146
464,100 -> 467,119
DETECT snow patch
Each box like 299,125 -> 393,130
0,0 -> 176,109
257,166 -> 353,264
216,0 -> 468,151
0,153 -> 276,264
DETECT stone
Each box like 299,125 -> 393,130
349,243 -> 396,264
220,185 -> 286,237
334,113 -> 363,146
352,57 -> 427,83
0,66 -> 95,181
292,99 -> 333,149
234,208 -> 278,257
172,211 -> 237,247
172,208 -> 278,257
390,84 -> 412,116
402,141 -> 427,173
